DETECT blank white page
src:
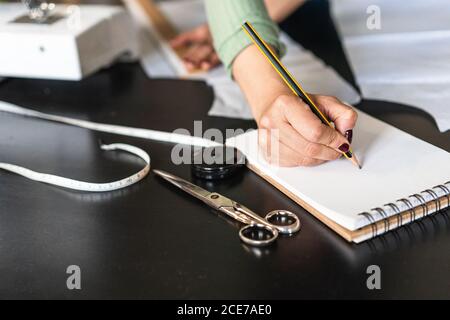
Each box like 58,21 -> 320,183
226,111 -> 450,230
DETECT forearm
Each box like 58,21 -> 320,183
264,0 -> 307,22
232,45 -> 292,123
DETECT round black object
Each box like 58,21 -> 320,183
191,146 -> 246,180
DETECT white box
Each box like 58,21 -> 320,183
0,4 -> 137,80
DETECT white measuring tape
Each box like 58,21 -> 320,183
0,143 -> 150,192
0,101 -> 220,147
0,100 -> 220,192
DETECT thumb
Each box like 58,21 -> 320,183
311,95 -> 358,138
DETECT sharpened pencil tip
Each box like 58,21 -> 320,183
351,154 -> 362,170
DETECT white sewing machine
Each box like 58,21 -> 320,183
0,1 -> 137,80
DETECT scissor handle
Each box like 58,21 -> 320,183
265,210 -> 301,235
239,224 -> 279,247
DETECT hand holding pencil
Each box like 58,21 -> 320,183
240,21 -> 361,169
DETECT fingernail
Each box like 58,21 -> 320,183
345,129 -> 353,144
338,143 -> 350,153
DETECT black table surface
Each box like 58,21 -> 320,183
0,0 -> 449,299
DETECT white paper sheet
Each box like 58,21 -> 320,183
137,0 -> 361,119
226,111 -> 450,231
331,0 -> 450,132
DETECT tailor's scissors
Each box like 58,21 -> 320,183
154,169 -> 301,246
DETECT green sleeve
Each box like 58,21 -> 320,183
204,0 -> 285,76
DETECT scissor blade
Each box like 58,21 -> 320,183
153,169 -> 212,203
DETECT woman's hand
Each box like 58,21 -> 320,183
170,24 -> 220,72
257,94 -> 357,167
231,44 -> 358,167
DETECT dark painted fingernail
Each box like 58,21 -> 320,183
338,143 -> 350,153
344,129 -> 353,144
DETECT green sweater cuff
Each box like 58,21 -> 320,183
205,0 -> 285,77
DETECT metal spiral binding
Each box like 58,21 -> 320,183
434,182 -> 450,207
357,182 -> 450,239
372,207 -> 389,232
385,203 -> 402,227
358,212 -> 377,238
411,193 -> 428,216
398,198 -> 415,221
424,189 -> 440,212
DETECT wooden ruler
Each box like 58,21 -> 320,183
135,0 -> 178,41
128,0 -> 203,75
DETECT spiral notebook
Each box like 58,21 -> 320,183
226,111 -> 450,243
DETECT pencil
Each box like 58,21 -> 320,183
241,21 -> 361,169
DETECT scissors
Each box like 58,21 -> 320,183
154,169 -> 301,246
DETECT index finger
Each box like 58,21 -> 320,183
278,96 -> 350,151
310,95 -> 358,136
